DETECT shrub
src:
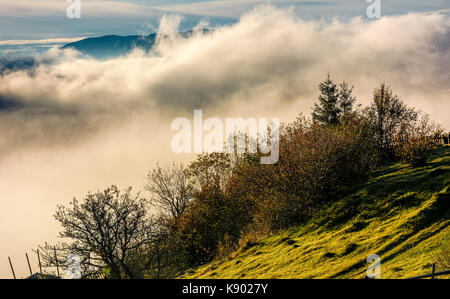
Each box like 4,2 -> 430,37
253,193 -> 311,233
396,136 -> 435,167
395,113 -> 441,167
175,182 -> 252,266
229,113 -> 377,232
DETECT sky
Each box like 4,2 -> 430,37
1,0 -> 449,40
0,1 -> 449,278
1,0 -> 449,54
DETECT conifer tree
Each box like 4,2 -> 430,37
312,74 -> 356,125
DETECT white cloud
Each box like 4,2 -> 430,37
0,38 -> 84,46
0,0 -> 158,17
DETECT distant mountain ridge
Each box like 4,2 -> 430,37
61,29 -> 209,59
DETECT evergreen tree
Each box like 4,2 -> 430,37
338,81 -> 356,115
312,74 -> 339,125
312,74 -> 356,125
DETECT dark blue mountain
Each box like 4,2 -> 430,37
61,29 -> 209,59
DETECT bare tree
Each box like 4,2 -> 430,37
39,185 -> 153,279
145,163 -> 193,220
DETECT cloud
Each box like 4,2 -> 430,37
0,38 -> 84,46
0,6 -> 449,152
155,0 -> 450,18
0,38 -> 85,58
1,6 -> 449,152
0,0 -> 159,17
0,6 -> 449,277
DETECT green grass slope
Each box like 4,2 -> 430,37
182,146 -> 450,279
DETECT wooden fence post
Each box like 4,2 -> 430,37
26,253 -> 33,276
37,249 -> 43,276
8,257 -> 16,279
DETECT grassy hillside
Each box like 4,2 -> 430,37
182,146 -> 450,279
